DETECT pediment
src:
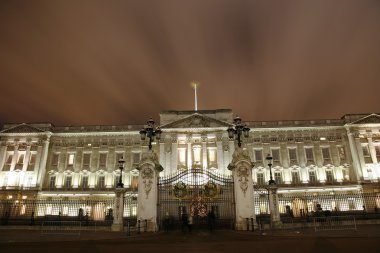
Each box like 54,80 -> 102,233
1,123 -> 45,133
351,114 -> 380,125
161,113 -> 231,129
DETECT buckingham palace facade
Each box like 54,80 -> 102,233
1,109 -> 380,227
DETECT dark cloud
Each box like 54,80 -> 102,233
0,0 -> 379,126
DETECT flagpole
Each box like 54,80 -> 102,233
191,82 -> 199,111
194,84 -> 198,111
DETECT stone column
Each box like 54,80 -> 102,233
345,127 -> 363,182
159,142 -> 165,176
367,136 -> 377,163
0,141 -> 7,170
228,147 -> 256,230
111,187 -> 127,231
170,139 -> 177,174
137,150 -> 163,232
216,138 -> 224,172
268,184 -> 281,228
202,138 -> 207,169
37,135 -> 51,189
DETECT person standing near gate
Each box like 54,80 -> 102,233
163,212 -> 170,232
181,211 -> 189,232
207,210 -> 216,232
188,214 -> 193,233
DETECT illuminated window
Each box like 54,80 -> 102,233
291,171 -> 300,184
362,145 -> 370,157
192,145 -> 202,165
338,146 -> 346,160
178,147 -> 187,170
207,148 -> 217,168
3,153 -> 13,171
51,153 -> 59,166
29,153 -> 36,165
82,153 -> 91,168
305,148 -> 314,162
82,176 -> 88,188
49,176 -> 56,188
362,145 -> 372,163
326,170 -> 334,183
309,170 -> 316,183
6,153 -> 13,165
274,172 -> 282,184
321,147 -> 330,160
254,150 -> 263,162
288,148 -> 297,162
271,149 -> 280,162
17,153 -> 25,165
375,146 -> 380,160
99,153 -> 107,168
65,176 -> 72,188
67,154 -> 75,166
98,176 -> 105,188
257,173 -> 265,185
16,153 -> 25,170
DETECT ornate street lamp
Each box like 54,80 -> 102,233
117,157 -> 125,188
266,154 -> 276,185
139,118 -> 162,150
227,116 -> 250,147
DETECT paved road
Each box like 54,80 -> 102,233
1,227 -> 380,253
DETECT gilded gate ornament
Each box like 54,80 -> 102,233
203,181 -> 219,198
173,181 -> 189,199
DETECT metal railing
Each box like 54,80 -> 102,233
313,216 -> 357,232
40,221 -> 82,236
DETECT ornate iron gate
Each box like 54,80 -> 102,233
158,169 -> 235,230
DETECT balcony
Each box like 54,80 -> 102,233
41,186 -> 138,192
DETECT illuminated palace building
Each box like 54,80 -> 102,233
1,109 -> 380,228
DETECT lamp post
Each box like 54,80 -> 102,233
227,116 -> 250,147
117,157 -> 125,188
266,154 -> 275,185
139,118 -> 162,150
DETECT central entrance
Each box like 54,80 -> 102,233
158,169 -> 235,230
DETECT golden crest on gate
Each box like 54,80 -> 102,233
173,181 -> 189,199
203,181 -> 219,199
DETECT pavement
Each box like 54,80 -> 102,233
0,225 -> 380,253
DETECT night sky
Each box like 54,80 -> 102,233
0,0 -> 379,127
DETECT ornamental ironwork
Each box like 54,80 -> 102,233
173,181 -> 189,199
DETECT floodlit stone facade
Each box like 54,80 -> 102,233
1,109 -> 380,223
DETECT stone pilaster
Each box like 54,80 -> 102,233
367,136 -> 377,163
345,127 -> 362,182
228,147 -> 256,230
111,187 -> 127,231
137,150 -> 163,232
37,135 -> 51,189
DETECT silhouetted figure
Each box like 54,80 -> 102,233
85,212 -> 89,226
30,211 -> 35,226
78,208 -> 84,221
181,212 -> 189,232
188,215 -> 193,232
163,212 -> 170,232
207,210 -> 216,232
